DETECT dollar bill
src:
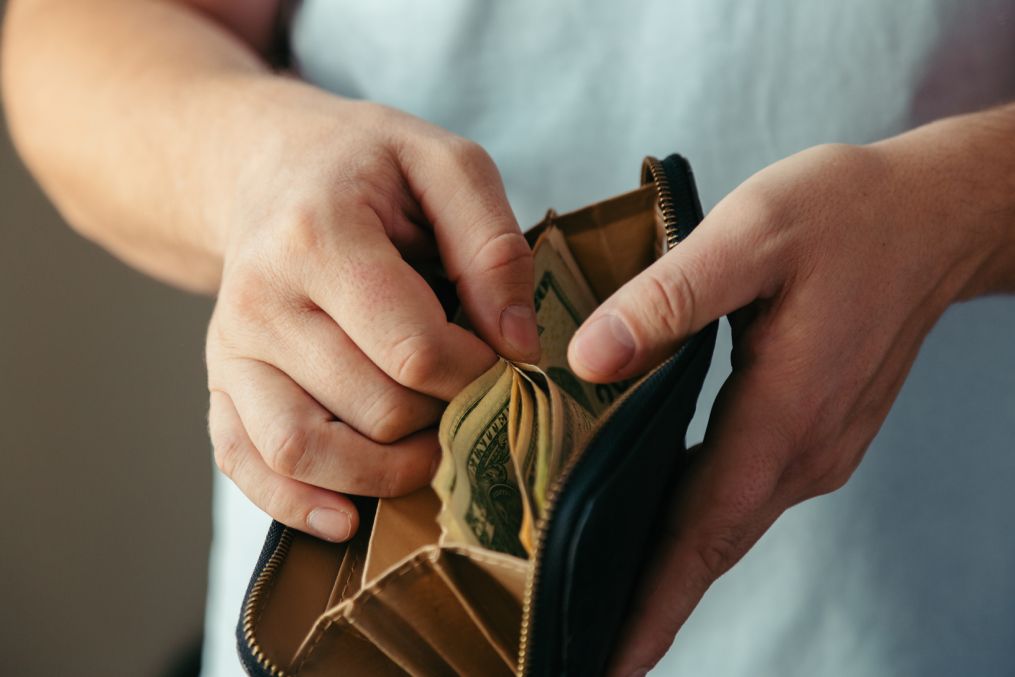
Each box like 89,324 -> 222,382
532,226 -> 638,416
436,225 -> 631,557
508,367 -> 539,554
523,366 -> 597,510
435,361 -> 527,557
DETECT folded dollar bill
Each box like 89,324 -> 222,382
433,226 -> 626,557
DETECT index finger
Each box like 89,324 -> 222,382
399,135 -> 540,363
308,209 -> 496,401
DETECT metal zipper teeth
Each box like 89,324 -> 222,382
515,397 -> 613,674
515,355 -> 678,675
644,156 -> 682,250
242,528 -> 295,677
517,165 -> 682,674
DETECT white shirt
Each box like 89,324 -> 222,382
203,2 -> 1015,674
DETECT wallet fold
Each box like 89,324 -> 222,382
238,153 -> 717,677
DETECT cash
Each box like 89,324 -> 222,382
434,226 -> 621,557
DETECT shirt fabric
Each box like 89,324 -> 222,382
201,2 -> 1015,675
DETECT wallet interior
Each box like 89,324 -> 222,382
240,183 -> 668,677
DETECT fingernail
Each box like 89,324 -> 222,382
307,508 -> 353,542
500,304 -> 541,360
571,313 -> 635,376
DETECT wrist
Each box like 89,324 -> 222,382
871,106 -> 1015,301
200,76 -> 364,263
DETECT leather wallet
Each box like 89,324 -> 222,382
237,154 -> 718,676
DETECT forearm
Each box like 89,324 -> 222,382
1,0 -> 288,292
873,103 -> 1015,299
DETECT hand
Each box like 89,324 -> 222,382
567,141 -> 1004,674
206,87 -> 539,542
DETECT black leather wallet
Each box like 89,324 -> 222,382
237,154 -> 717,677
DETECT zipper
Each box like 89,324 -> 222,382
643,155 -> 683,251
516,156 -> 685,675
241,527 -> 295,677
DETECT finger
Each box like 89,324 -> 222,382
568,207 -> 781,382
610,492 -> 782,676
260,306 -> 444,443
399,136 -> 539,362
609,373 -> 794,675
208,389 -> 360,542
213,356 -> 441,496
307,212 -> 497,401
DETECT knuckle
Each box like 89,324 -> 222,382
278,203 -> 327,255
731,183 -> 787,232
641,625 -> 680,666
638,267 -> 697,338
445,136 -> 492,169
220,267 -> 273,323
692,526 -> 744,583
813,467 -> 851,496
263,423 -> 313,479
360,391 -> 417,443
211,430 -> 245,478
333,152 -> 403,213
204,313 -> 231,365
467,231 -> 532,280
785,453 -> 831,499
793,448 -> 827,482
809,142 -> 866,168
809,455 -> 855,497
388,332 -> 444,390
260,482 -> 300,524
334,441 -> 404,497
783,444 -> 853,501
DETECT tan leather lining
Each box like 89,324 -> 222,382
553,184 -> 659,302
253,532 -> 346,670
438,549 -> 524,667
362,488 -> 441,586
247,180 -> 665,675
290,616 -> 405,677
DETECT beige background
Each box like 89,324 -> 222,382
0,42 -> 215,677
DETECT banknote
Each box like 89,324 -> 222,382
436,225 -> 630,556
434,362 -> 527,557
508,367 -> 539,554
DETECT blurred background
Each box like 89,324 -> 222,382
0,13 -> 214,674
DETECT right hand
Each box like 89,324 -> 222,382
206,87 -> 538,542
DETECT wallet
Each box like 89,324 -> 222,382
237,154 -> 719,676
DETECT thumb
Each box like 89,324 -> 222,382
401,137 -> 539,363
568,215 -> 773,382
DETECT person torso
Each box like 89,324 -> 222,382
200,3 -> 1015,675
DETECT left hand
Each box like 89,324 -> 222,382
567,135 -> 1009,675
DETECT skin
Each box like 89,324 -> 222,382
2,0 -> 541,543
569,120 -> 1015,674
4,1 -> 1015,674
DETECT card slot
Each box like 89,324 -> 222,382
435,549 -> 526,670
347,591 -> 457,677
345,549 -> 513,676
245,531 -> 346,671
363,488 -> 442,586
293,552 -> 444,676
325,516 -> 371,610
288,615 -> 407,677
